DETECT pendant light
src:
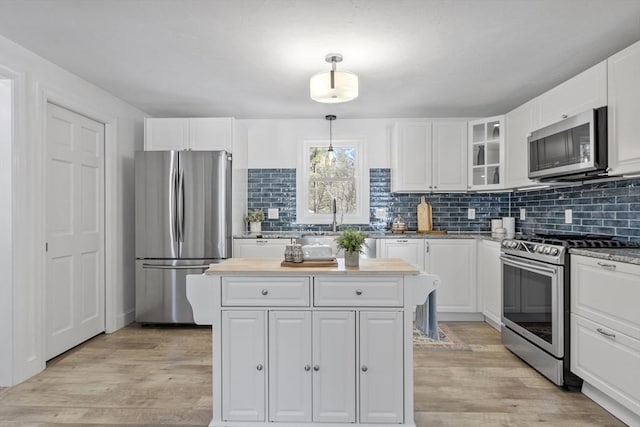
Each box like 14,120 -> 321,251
326,114 -> 336,152
310,54 -> 358,103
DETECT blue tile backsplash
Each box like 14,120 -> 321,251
247,168 -> 640,242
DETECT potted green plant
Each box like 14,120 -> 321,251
335,228 -> 366,267
245,209 -> 265,233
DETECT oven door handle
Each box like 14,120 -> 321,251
500,255 -> 559,276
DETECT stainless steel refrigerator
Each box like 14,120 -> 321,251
135,150 -> 232,323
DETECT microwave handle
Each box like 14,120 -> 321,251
500,255 -> 558,276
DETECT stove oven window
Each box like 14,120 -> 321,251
503,264 -> 553,344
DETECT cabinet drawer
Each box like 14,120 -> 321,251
571,314 -> 640,416
314,277 -> 403,307
222,277 -> 310,306
571,255 -> 640,341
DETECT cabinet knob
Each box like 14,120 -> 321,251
434,186 -> 438,189
313,365 -> 320,371
355,289 -> 363,296
429,185 -> 432,189
304,365 -> 311,372
561,114 -> 568,119
256,364 -> 263,371
361,365 -> 368,372
261,289 -> 269,295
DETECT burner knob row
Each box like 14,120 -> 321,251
533,245 -> 559,256
501,240 -> 519,249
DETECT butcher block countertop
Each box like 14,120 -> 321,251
205,257 -> 420,275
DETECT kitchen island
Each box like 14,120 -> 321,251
187,258 -> 439,427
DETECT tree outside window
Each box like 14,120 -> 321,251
308,146 -> 356,215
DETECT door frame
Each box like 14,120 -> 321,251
37,85 -> 118,350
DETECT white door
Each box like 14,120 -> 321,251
222,311 -> 266,421
432,121 -> 468,191
45,103 -> 105,360
312,311 -> 355,423
359,311 -> 404,424
268,311 -> 312,422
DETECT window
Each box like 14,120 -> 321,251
297,139 -> 369,225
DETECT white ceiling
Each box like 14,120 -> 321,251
1,0 -> 639,119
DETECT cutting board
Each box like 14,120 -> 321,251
417,196 -> 432,232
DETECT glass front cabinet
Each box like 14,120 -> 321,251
468,115 -> 505,190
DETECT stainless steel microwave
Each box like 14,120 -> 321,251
528,107 -> 608,181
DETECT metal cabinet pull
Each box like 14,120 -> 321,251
304,365 -> 311,372
256,364 -> 263,371
256,240 -> 268,245
261,289 -> 269,295
355,289 -> 363,296
597,262 -> 616,269
313,365 -> 320,371
361,365 -> 368,372
425,242 -> 430,253
397,239 -> 408,243
596,328 -> 616,339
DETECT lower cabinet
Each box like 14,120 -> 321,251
571,255 -> 640,423
478,240 -> 502,329
222,309 -> 403,423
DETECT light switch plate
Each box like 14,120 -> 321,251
267,208 -> 279,220
565,209 -> 572,224
520,208 -> 526,220
468,208 -> 476,220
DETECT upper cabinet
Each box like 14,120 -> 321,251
468,115 -> 504,190
537,61 -> 607,129
391,121 -> 467,192
608,40 -> 640,176
144,117 -> 235,152
504,98 -> 539,189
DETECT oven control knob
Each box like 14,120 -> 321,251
549,248 -> 559,256
501,240 -> 509,247
543,246 -> 551,254
536,245 -> 545,253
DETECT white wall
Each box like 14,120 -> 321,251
0,34 -> 147,386
0,78 -> 13,385
242,118 -> 394,169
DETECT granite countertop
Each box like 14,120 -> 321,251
569,248 -> 640,265
234,231 -> 504,243
205,257 -> 420,275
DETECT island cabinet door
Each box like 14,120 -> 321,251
268,311 -> 312,422
221,311 -> 266,421
312,311 -> 356,423
359,311 -> 404,424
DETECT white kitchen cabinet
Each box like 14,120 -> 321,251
391,121 -> 467,192
221,311 -> 266,422
377,238 -> 425,268
570,255 -> 640,425
187,264 -> 437,427
478,240 -> 502,330
504,98 -> 539,189
425,239 -> 477,313
312,311 -> 356,423
233,238 -> 291,258
608,40 -> 640,176
380,238 -> 478,316
537,61 -> 607,129
468,116 -> 505,190
144,117 -> 234,152
359,311 -> 404,424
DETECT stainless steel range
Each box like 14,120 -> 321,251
500,233 -> 639,388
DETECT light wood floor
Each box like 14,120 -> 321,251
0,322 -> 625,427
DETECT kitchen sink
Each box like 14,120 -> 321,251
296,236 -> 377,259
300,231 -> 341,236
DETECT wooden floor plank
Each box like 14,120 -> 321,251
0,321 -> 625,426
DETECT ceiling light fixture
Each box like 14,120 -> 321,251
310,54 -> 358,103
326,114 -> 336,152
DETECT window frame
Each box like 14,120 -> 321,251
296,138 -> 369,225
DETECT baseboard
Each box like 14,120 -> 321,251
582,382 -> 640,427
437,312 -> 484,322
108,308 -> 135,333
483,315 -> 502,331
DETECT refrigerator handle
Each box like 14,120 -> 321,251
178,168 -> 185,244
170,166 -> 178,244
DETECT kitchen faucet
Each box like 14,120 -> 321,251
332,198 -> 337,232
